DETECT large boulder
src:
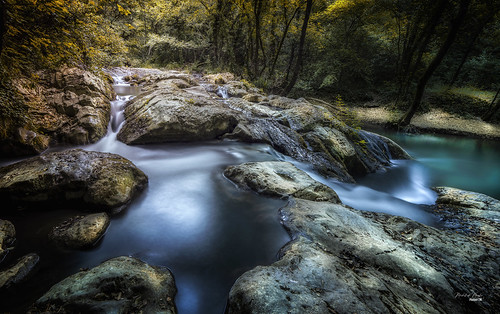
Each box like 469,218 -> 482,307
116,71 -> 409,182
117,78 -> 239,144
0,67 -> 114,157
0,149 -> 148,212
0,253 -> 39,290
31,256 -> 177,313
0,220 -> 15,261
49,213 -> 110,249
226,162 -> 499,313
224,161 -> 340,203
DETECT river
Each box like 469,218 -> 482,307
1,78 -> 499,313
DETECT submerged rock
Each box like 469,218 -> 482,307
226,161 -> 499,313
0,149 -> 148,212
0,253 -> 39,289
224,161 -> 340,203
31,256 -> 177,313
49,213 -> 110,249
0,220 -> 15,261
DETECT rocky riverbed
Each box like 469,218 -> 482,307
0,67 -> 498,313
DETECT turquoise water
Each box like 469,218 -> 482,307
374,129 -> 500,200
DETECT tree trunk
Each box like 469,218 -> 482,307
269,5 -> 299,79
212,0 -> 224,64
0,0 -> 6,57
400,0 -> 448,101
398,0 -> 471,127
284,0 -> 313,95
482,86 -> 500,121
253,0 -> 263,78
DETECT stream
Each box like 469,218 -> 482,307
1,77 -> 499,313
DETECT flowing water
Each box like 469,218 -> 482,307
1,78 -> 499,313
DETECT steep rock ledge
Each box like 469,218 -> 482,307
0,67 -> 114,157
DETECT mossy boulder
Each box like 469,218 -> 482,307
0,67 -> 114,157
49,213 -> 110,249
31,256 -> 177,313
0,149 -> 147,212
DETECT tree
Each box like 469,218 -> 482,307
398,0 -> 471,127
482,85 -> 500,121
284,0 -> 313,94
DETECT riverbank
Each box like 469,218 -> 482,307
352,106 -> 500,140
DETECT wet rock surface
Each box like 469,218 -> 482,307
226,161 -> 499,314
433,186 -> 499,245
117,69 -> 409,182
0,219 -> 15,261
31,256 -> 177,313
0,67 -> 114,156
0,149 -> 148,212
224,161 -> 340,203
0,253 -> 39,290
49,213 -> 110,249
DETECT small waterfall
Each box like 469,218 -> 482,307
357,130 -> 392,164
217,86 -> 229,99
110,95 -> 131,133
85,76 -> 137,154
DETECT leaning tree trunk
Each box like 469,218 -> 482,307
482,86 -> 500,122
398,0 -> 471,127
284,0 -> 313,95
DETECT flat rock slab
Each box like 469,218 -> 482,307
0,220 -> 15,261
0,253 -> 39,289
31,256 -> 177,313
434,186 -> 500,212
433,186 -> 500,246
0,149 -> 148,212
224,161 -> 340,203
225,161 -> 499,313
49,213 -> 110,249
228,199 -> 499,313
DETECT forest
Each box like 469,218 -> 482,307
0,1 -> 500,314
1,0 -> 499,126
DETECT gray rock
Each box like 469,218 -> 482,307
31,256 -> 177,313
0,149 -> 148,212
224,161 -> 340,203
117,71 -> 409,182
0,253 -> 39,289
434,186 -> 500,212
49,213 -> 110,249
226,163 -> 498,313
228,199 -> 498,313
433,186 -> 500,246
0,220 -> 15,261
117,86 -> 239,144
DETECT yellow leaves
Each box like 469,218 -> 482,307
117,4 -> 131,16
